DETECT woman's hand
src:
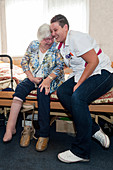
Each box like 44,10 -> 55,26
39,78 -> 51,95
25,70 -> 42,84
30,77 -> 43,84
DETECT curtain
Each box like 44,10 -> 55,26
48,0 -> 89,31
1,0 -> 89,57
0,0 -> 7,55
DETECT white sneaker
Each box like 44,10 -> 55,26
92,128 -> 110,148
58,150 -> 89,163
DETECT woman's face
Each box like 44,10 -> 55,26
43,35 -> 54,45
50,22 -> 67,43
41,35 -> 54,46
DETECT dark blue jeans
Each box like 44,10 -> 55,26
57,70 -> 113,159
13,78 -> 50,137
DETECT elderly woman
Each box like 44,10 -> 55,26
3,23 -> 64,151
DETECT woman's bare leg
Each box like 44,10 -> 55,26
3,97 -> 23,142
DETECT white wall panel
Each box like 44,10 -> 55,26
89,0 -> 113,61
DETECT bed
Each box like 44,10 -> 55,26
0,55 -> 26,91
0,55 -> 113,125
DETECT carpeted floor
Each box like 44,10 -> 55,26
0,115 -> 113,170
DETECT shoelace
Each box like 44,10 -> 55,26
21,128 -> 31,136
21,127 -> 37,140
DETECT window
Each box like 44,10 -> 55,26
1,0 -> 89,57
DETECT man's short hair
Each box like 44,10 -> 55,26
50,14 -> 69,30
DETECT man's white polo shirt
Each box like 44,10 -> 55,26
59,30 -> 113,82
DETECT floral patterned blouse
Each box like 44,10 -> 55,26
21,40 -> 65,93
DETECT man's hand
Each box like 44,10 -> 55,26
73,84 -> 79,92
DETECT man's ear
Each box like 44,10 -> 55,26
64,24 -> 68,31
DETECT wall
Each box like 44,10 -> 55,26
89,0 -> 113,61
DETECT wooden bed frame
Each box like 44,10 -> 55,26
0,91 -> 113,124
0,57 -> 113,125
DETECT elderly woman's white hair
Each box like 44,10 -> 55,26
37,23 -> 51,42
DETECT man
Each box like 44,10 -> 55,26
50,14 -> 113,163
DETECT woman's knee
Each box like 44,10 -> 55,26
57,84 -> 64,98
13,96 -> 23,102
